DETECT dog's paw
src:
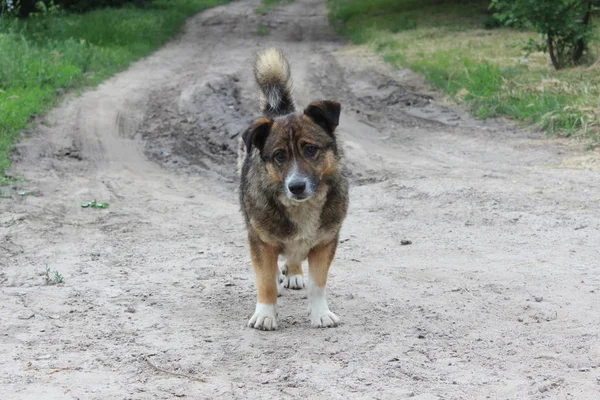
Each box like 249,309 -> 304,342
248,303 -> 278,331
277,276 -> 283,297
282,274 -> 305,290
310,310 -> 340,328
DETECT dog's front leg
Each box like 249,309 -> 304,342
307,238 -> 340,328
281,261 -> 305,290
248,234 -> 280,331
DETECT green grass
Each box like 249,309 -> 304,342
0,0 -> 229,175
255,23 -> 271,36
328,0 -> 600,146
255,0 -> 293,15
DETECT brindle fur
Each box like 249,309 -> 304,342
239,48 -> 349,330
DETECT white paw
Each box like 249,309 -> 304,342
310,310 -> 340,328
308,282 -> 339,328
248,303 -> 278,331
282,274 -> 305,290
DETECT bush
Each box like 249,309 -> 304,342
491,0 -> 596,69
482,14 -> 502,29
56,0 -> 150,13
0,0 -> 149,17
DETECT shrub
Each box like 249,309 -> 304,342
491,0 -> 597,69
56,0 -> 150,13
0,0 -> 149,17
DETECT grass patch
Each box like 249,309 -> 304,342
255,23 -> 271,36
0,0 -> 230,175
0,174 -> 26,186
255,0 -> 293,15
328,0 -> 600,146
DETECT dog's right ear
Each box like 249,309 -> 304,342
242,117 -> 273,152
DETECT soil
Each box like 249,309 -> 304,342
1,1 -> 600,399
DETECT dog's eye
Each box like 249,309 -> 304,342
273,150 -> 287,163
303,145 -> 319,158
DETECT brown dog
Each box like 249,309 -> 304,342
238,48 -> 349,330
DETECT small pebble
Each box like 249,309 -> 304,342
401,240 -> 412,246
534,296 -> 543,302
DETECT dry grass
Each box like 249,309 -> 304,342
328,0 -> 600,147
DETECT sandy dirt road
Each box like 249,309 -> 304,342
1,0 -> 600,399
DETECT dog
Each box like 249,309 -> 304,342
238,48 -> 349,330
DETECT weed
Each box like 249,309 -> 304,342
255,23 -> 270,36
0,175 -> 26,186
81,199 -> 109,208
44,265 -> 64,285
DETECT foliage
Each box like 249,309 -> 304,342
57,0 -> 149,13
81,199 -> 109,208
491,0 -> 597,69
0,0 -> 150,17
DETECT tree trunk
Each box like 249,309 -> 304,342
547,33 -> 561,70
573,0 -> 593,63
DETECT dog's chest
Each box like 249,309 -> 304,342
287,204 -> 322,242
281,195 -> 329,261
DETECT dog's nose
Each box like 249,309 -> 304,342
288,180 -> 306,195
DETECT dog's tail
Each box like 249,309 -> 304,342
254,48 -> 295,117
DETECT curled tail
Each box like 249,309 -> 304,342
254,48 -> 295,118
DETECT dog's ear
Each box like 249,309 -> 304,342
304,101 -> 341,135
242,117 -> 273,152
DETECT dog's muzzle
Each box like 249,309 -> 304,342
284,175 -> 315,202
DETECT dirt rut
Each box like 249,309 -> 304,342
1,0 -> 600,399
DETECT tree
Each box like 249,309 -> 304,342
1,0 -> 149,17
491,0 -> 596,69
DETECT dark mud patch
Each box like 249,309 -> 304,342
139,75 -> 250,179
348,169 -> 389,186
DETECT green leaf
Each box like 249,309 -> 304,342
81,199 -> 109,209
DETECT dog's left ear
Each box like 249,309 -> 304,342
304,101 -> 341,135
242,117 -> 273,152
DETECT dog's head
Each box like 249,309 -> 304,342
243,101 -> 341,202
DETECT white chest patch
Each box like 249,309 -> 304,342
280,189 -> 331,264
